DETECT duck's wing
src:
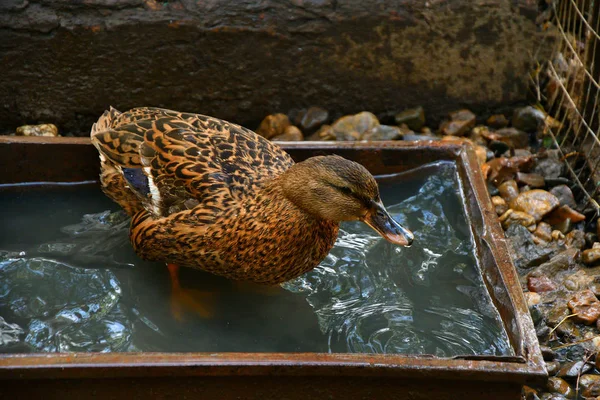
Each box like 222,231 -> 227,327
91,107 -> 294,217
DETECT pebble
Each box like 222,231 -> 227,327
440,136 -> 487,164
439,109 -> 476,136
513,106 -> 546,132
534,153 -> 564,179
547,377 -> 575,398
568,290 -> 600,325
332,111 -> 379,141
527,248 -> 579,277
541,345 -> 557,361
516,172 -> 546,188
298,106 -> 329,132
583,245 -> 600,266
256,113 -> 291,139
549,185 -> 577,209
488,140 -> 510,156
557,360 -> 593,378
586,233 -> 598,248
363,125 -> 405,141
546,205 -> 586,225
486,114 -> 509,129
528,275 -> 557,293
565,230 -> 586,250
545,361 -> 560,375
510,189 -> 560,222
314,124 -> 335,140
554,219 -> 573,235
272,125 -> 303,141
491,196 -> 508,215
402,134 -> 440,141
498,180 -> 520,202
552,230 -> 566,241
485,127 -> 530,149
499,209 -> 536,231
534,222 -> 553,242
524,291 -> 542,306
579,374 -> 600,398
506,224 -> 558,269
16,123 -> 59,137
395,106 -> 425,131
483,155 -> 534,185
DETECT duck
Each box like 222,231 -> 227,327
90,107 -> 413,318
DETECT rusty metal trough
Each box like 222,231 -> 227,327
0,136 -> 546,399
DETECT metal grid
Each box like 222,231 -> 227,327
534,0 -> 600,214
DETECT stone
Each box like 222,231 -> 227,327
586,233 -> 599,248
483,155 -> 534,185
528,275 -> 557,293
298,106 -> 329,132
565,230 -> 586,250
540,345 -> 557,361
506,224 -> 559,269
545,361 -> 560,376
15,123 -> 59,137
314,124 -> 335,141
510,189 -> 560,222
331,111 -> 379,141
545,205 -> 586,225
484,127 -> 529,148
498,180 -> 519,202
567,290 -> 600,325
522,385 -> 540,400
362,125 -> 405,141
513,106 -> 546,132
256,113 -> 291,139
488,140 -> 510,156
579,374 -> 600,398
469,126 -> 488,146
487,114 -> 509,129
440,136 -> 487,164
552,230 -> 566,241
547,377 -> 574,399
439,109 -> 476,136
550,185 -> 577,209
499,209 -> 536,231
402,134 -> 440,141
524,291 -> 541,306
527,248 -> 580,281
534,155 -> 564,179
516,172 -> 545,188
583,246 -> 600,266
491,196 -> 508,216
557,361 -> 593,378
394,106 -> 425,131
271,125 -> 303,141
534,222 -> 553,242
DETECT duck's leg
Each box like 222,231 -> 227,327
168,264 -> 215,321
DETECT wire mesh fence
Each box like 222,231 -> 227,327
534,0 -> 600,216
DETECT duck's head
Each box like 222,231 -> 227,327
280,155 -> 414,246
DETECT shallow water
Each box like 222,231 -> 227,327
0,161 -> 512,356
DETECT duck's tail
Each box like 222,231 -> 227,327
91,106 -> 121,137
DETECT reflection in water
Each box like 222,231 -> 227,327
0,162 -> 512,356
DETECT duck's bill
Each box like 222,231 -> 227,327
361,202 -> 414,246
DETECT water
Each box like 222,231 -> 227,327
0,161 -> 512,356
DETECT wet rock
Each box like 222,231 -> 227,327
524,291 -> 541,306
491,196 -> 508,216
522,385 -> 540,400
565,230 -> 586,250
552,230 -> 566,241
401,134 -> 440,141
332,111 -> 379,141
516,172 -> 545,188
362,125 -> 405,141
16,123 -> 59,137
528,275 -> 557,293
439,109 -> 476,136
546,360 -> 560,375
540,394 -> 569,400
583,244 -> 600,266
506,224 -> 559,269
567,290 -> 600,325
579,374 -> 600,398
541,345 -> 557,361
547,377 -> 575,398
557,360 -> 593,378
469,126 -> 488,146
394,106 -> 425,131
554,219 -> 573,235
527,248 -> 580,280
499,209 -> 536,231
513,106 -> 546,132
534,152 -> 564,179
546,205 -> 586,226
298,106 -> 329,132
534,222 -> 553,242
550,185 -> 577,209
256,113 -> 291,139
0,316 -> 23,347
586,233 -> 598,248
483,155 -> 534,185
272,125 -> 303,141
510,189 -> 560,222
484,127 -> 529,149
440,136 -> 487,164
487,114 -> 509,129
488,140 -> 510,156
498,180 -> 519,202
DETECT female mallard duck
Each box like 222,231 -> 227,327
91,107 -> 413,316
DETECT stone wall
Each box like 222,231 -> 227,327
0,0 -> 548,135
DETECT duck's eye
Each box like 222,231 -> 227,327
338,186 -> 353,195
